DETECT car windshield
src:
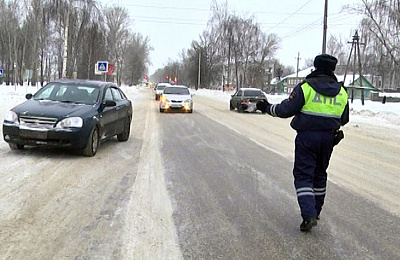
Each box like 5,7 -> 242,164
163,87 -> 190,95
157,85 -> 167,90
243,90 -> 265,97
34,83 -> 100,105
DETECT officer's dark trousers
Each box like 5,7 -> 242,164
293,131 -> 334,219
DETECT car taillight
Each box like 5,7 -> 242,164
242,100 -> 250,104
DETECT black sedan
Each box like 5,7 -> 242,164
230,88 -> 268,113
2,79 -> 132,156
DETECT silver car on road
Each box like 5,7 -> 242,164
159,85 -> 193,113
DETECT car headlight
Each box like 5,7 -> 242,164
56,117 -> 83,128
4,111 -> 19,124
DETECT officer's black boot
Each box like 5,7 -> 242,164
300,217 -> 317,232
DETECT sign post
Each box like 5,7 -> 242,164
95,61 -> 108,81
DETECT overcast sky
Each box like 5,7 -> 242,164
101,0 -> 363,75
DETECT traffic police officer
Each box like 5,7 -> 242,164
257,54 -> 349,232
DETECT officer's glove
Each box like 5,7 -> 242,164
256,99 -> 271,114
333,130 -> 344,146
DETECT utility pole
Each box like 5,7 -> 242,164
344,30 -> 365,105
322,0 -> 328,54
267,67 -> 272,93
228,38 -> 231,90
197,50 -> 201,90
222,64 -> 225,92
13,63 -> 17,90
296,52 -> 301,77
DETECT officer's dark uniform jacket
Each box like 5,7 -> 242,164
267,70 -> 349,130
266,69 -> 349,219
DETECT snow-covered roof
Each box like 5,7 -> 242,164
336,74 -> 378,90
281,67 -> 376,88
336,74 -> 360,86
270,77 -> 280,84
379,92 -> 400,97
282,67 -> 314,79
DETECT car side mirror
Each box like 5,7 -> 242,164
26,93 -> 33,99
103,100 -> 116,107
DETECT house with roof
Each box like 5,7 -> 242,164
273,67 -> 314,94
274,67 -> 381,100
336,74 -> 380,101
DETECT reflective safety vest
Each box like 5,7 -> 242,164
300,82 -> 348,118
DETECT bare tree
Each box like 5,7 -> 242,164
0,0 -> 21,85
104,6 -> 129,85
122,33 -> 152,86
190,1 -> 279,89
356,0 -> 400,89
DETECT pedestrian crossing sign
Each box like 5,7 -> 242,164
95,61 -> 108,75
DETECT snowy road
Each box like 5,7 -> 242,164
0,90 -> 146,259
0,87 -> 399,259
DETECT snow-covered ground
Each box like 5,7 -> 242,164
1,83 -> 400,131
0,85 -> 43,123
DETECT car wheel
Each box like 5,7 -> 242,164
188,109 -> 193,113
238,105 -> 244,113
117,117 -> 131,142
9,143 -> 24,150
160,108 -> 164,113
230,103 -> 235,111
82,126 -> 99,157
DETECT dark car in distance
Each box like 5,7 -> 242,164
230,88 -> 268,113
154,82 -> 171,100
2,79 -> 132,156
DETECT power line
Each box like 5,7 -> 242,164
116,4 -> 211,12
133,19 -> 206,26
114,1 -> 361,43
280,18 -> 322,39
104,3 -> 341,17
106,1 -> 360,32
276,11 -> 360,39
266,0 -> 314,32
133,16 -> 207,22
128,11 -> 356,28
252,11 -> 320,15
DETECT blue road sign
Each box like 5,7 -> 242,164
0,68 -> 3,77
97,61 -> 108,73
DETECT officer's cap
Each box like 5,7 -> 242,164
314,54 -> 338,72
